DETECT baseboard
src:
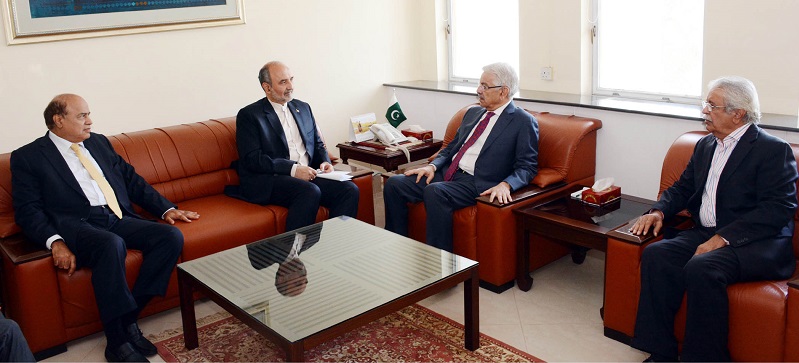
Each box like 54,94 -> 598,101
34,344 -> 67,361
604,326 -> 632,345
479,280 -> 514,294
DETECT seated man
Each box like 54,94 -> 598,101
11,94 -> 200,362
629,76 -> 798,361
0,310 -> 35,362
228,61 -> 359,231
383,62 -> 538,252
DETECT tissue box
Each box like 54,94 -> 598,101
581,185 -> 621,206
401,129 -> 433,140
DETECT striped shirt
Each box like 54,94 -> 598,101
699,123 -> 752,227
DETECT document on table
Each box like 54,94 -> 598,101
316,170 -> 352,181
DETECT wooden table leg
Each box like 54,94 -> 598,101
464,267 -> 480,351
178,269 -> 198,350
287,343 -> 304,362
516,221 -> 533,291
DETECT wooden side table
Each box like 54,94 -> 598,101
513,186 -> 654,292
336,139 -> 442,172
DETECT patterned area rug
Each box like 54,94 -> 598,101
150,304 -> 543,362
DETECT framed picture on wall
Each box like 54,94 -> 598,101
1,0 -> 244,44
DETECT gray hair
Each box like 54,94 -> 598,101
258,61 -> 283,85
482,62 -> 519,96
708,76 -> 761,124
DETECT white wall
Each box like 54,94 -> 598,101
0,0 -> 435,153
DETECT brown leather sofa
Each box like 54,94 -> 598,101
603,130 -> 799,361
0,117 -> 375,358
403,104 -> 603,291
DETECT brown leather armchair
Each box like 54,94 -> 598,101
603,130 -> 799,361
403,104 -> 603,291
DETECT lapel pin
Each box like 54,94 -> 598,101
296,109 -> 300,113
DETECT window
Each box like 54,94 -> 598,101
448,0 -> 519,82
593,0 -> 704,102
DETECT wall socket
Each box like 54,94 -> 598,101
540,67 -> 553,81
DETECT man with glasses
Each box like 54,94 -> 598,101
629,76 -> 798,361
383,62 -> 538,252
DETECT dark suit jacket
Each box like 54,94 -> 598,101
246,223 -> 322,270
654,125 -> 798,279
229,97 -> 330,204
430,101 -> 539,192
10,132 -> 176,251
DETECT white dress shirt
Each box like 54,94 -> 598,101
455,100 -> 511,175
270,100 -> 309,177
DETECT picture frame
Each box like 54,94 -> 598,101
1,0 -> 245,45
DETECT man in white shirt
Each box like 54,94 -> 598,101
228,61 -> 359,232
11,94 -> 200,362
383,63 -> 539,252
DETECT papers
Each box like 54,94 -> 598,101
315,170 -> 352,182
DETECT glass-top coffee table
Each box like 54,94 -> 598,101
177,217 -> 479,362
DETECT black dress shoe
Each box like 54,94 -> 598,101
105,342 -> 149,362
124,323 -> 158,356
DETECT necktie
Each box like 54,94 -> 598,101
444,111 -> 495,181
70,144 -> 123,219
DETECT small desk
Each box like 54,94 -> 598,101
336,139 -> 442,172
513,186 -> 653,292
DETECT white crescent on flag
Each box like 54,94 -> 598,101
391,110 -> 400,120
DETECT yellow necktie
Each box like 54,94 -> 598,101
70,144 -> 123,219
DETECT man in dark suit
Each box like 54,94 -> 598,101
227,61 -> 359,232
383,62 -> 538,252
629,76 -> 798,362
246,223 -> 322,296
11,94 -> 200,362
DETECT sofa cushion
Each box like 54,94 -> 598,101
172,195 -> 278,261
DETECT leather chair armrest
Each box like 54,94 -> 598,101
0,235 -> 50,265
607,214 -> 692,245
475,181 -> 566,207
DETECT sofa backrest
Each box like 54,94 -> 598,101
108,119 -> 239,205
527,111 -> 602,187
429,104 -> 602,188
0,118 -> 239,237
660,130 -> 799,259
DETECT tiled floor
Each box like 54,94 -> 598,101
43,175 -> 647,362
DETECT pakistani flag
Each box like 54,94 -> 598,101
385,92 -> 407,128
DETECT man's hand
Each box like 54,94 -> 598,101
695,234 -> 727,255
164,209 -> 200,224
295,165 -> 318,181
51,240 -> 76,276
629,211 -> 664,236
404,165 -> 436,185
481,182 -> 512,204
318,162 -> 334,173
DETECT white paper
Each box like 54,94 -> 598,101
315,170 -> 353,182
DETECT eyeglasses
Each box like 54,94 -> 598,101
701,101 -> 727,111
477,84 -> 504,91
